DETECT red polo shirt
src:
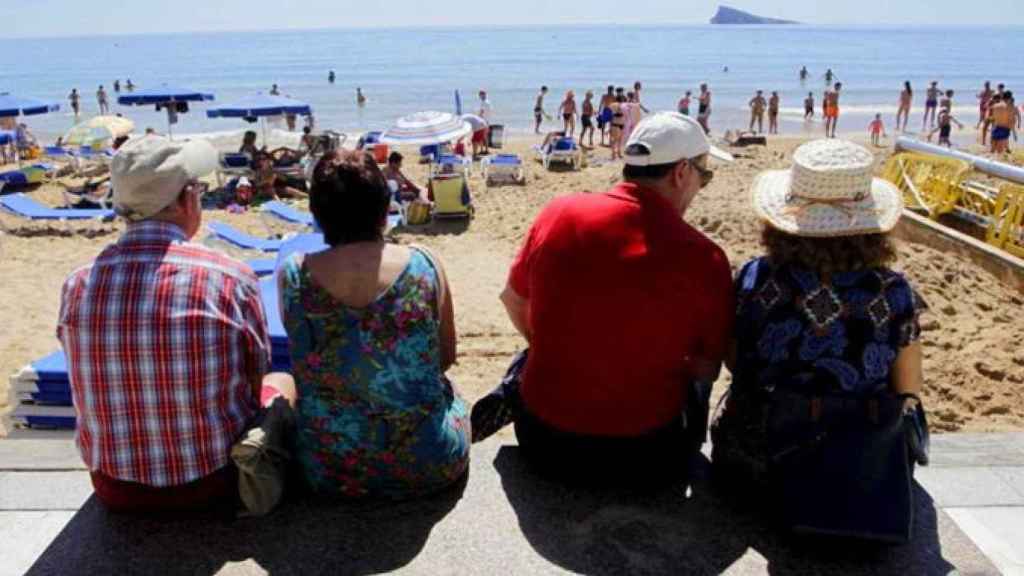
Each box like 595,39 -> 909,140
508,182 -> 733,437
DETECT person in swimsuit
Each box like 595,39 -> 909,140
559,90 -> 577,136
748,90 -> 767,134
940,89 -> 954,115
68,89 -> 80,119
633,81 -> 650,114
768,91 -> 780,135
923,81 -> 940,130
624,92 -> 643,142
580,90 -> 595,147
328,70 -> 335,84
989,94 -> 1013,154
678,90 -> 692,116
928,110 -> 963,147
804,92 -> 815,120
609,93 -> 626,160
356,87 -> 366,107
897,81 -> 913,132
697,84 -> 712,134
869,113 -> 887,147
598,85 -> 615,146
978,81 -> 994,138
800,66 -> 809,82
824,83 -> 842,138
824,69 -> 835,85
124,79 -> 134,92
534,86 -> 549,134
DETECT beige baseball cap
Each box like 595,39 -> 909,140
624,112 -> 733,166
111,135 -> 218,221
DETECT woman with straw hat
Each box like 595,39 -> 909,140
711,139 -> 930,541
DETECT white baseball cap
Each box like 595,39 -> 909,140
624,112 -> 733,166
111,135 -> 218,221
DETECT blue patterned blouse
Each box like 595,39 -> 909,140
733,257 -> 928,395
279,249 -> 470,498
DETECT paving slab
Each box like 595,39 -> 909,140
916,466 -> 1024,508
0,512 -> 76,576
17,440 -> 997,576
0,471 -> 93,511
927,433 -> 1024,468
946,507 -> 1024,576
0,438 -> 83,471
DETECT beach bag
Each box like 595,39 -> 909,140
712,388 -> 929,543
231,395 -> 295,517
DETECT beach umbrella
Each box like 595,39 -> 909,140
454,90 -> 463,116
379,111 -> 472,146
206,94 -> 313,145
64,115 -> 135,147
461,113 -> 487,131
0,93 -> 60,118
117,86 -> 214,139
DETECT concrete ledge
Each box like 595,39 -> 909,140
894,210 -> 1024,295
0,438 -> 84,472
19,439 -> 998,576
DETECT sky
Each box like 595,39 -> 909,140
5,0 -> 1023,38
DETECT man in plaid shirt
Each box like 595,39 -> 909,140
57,136 -> 295,512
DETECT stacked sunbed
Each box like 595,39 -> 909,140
10,270 -> 291,431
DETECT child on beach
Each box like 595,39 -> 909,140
678,91 -> 692,116
580,91 -> 595,147
928,110 -> 963,147
869,114 -> 887,147
804,92 -> 815,119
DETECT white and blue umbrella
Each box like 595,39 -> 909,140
117,86 -> 214,139
379,111 -> 472,146
0,93 -> 60,118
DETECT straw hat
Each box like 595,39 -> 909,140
752,139 -> 903,237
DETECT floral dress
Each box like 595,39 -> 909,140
732,257 -> 928,395
279,249 -> 470,498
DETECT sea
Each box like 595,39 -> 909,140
5,24 -> 1024,143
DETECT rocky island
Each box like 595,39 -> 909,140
710,5 -> 799,25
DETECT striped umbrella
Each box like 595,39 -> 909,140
461,114 -> 487,131
379,111 -> 472,146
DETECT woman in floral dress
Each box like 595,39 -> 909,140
279,150 -> 469,498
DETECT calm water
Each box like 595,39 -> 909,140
4,25 -> 1024,141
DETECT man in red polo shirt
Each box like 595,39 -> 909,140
487,112 -> 734,485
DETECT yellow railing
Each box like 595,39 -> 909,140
881,153 -> 972,218
986,184 -> 1024,259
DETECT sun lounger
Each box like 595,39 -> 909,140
206,221 -> 283,252
0,193 -> 114,220
11,403 -> 76,430
9,351 -> 76,430
430,174 -> 473,219
261,201 -> 315,227
215,152 -> 253,187
431,154 -> 472,178
0,164 -> 51,188
534,137 -> 582,170
481,154 -> 525,186
247,258 -> 277,277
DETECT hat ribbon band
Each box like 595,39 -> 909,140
782,193 -> 880,223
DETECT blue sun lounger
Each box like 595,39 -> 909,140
0,193 -> 115,220
247,258 -> 277,277
262,201 -> 315,227
9,351 -> 76,429
206,221 -> 283,252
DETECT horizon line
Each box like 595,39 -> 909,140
4,20 -> 1024,41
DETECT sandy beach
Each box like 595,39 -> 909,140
2,134 -> 1023,437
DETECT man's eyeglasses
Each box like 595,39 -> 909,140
687,155 -> 714,188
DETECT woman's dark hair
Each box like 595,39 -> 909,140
310,150 -> 391,246
761,224 -> 897,278
388,151 -> 403,165
904,81 -> 912,94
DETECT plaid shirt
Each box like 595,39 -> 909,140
57,221 -> 270,487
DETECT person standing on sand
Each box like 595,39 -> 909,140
559,90 -> 576,136
979,82 -> 995,145
678,90 -> 692,116
940,89 -> 954,115
698,84 -> 712,134
989,94 -> 1013,154
804,92 -> 815,120
768,91 -> 780,135
923,81 -> 940,130
477,90 -> 493,154
824,83 -> 842,138
869,113 -> 887,147
68,89 -> 80,119
929,109 -> 963,147
897,81 -> 913,132
598,85 -> 615,146
533,86 -> 549,135
624,92 -> 643,142
97,86 -> 109,115
748,90 -> 767,134
608,92 -> 626,160
634,81 -> 650,114
580,91 -> 595,147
